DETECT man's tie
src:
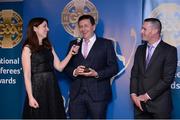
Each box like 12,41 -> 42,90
83,40 -> 89,58
146,45 -> 153,69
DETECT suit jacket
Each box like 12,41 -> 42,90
130,40 -> 177,113
65,37 -> 118,101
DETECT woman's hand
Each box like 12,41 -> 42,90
70,45 -> 79,55
29,97 -> 39,109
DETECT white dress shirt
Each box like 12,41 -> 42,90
81,34 -> 96,57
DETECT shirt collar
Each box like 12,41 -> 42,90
83,34 -> 96,44
148,38 -> 161,48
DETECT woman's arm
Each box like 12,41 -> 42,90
53,45 -> 79,72
22,46 -> 39,108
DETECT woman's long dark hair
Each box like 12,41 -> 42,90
22,17 -> 52,53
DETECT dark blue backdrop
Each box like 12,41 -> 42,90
0,0 -> 179,119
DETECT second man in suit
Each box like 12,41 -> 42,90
130,18 -> 177,119
65,15 -> 118,119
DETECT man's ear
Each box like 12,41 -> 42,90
93,24 -> 96,31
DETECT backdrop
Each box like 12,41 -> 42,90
0,0 -> 179,119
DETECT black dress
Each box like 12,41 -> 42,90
22,47 -> 66,119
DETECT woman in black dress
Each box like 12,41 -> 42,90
22,17 -> 79,119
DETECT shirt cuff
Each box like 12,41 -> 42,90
131,93 -> 137,96
73,69 -> 77,77
95,72 -> 99,78
145,93 -> 151,100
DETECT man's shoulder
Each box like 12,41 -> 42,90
97,37 -> 111,40
160,40 -> 177,51
137,43 -> 146,49
97,37 -> 113,43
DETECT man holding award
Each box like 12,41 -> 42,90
65,15 -> 118,119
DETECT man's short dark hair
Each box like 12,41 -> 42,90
78,14 -> 95,25
144,18 -> 162,34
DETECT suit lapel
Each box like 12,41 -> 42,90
142,45 -> 147,72
79,40 -> 84,58
86,39 -> 98,59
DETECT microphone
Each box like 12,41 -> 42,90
76,37 -> 82,46
72,37 -> 81,55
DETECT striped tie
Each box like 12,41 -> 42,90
146,45 -> 153,69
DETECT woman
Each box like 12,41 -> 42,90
22,17 -> 79,119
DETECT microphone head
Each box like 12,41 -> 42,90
76,37 -> 82,45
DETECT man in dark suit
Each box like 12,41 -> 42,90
65,15 -> 118,119
130,18 -> 177,119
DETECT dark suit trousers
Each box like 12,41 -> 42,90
69,91 -> 108,119
134,103 -> 171,119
